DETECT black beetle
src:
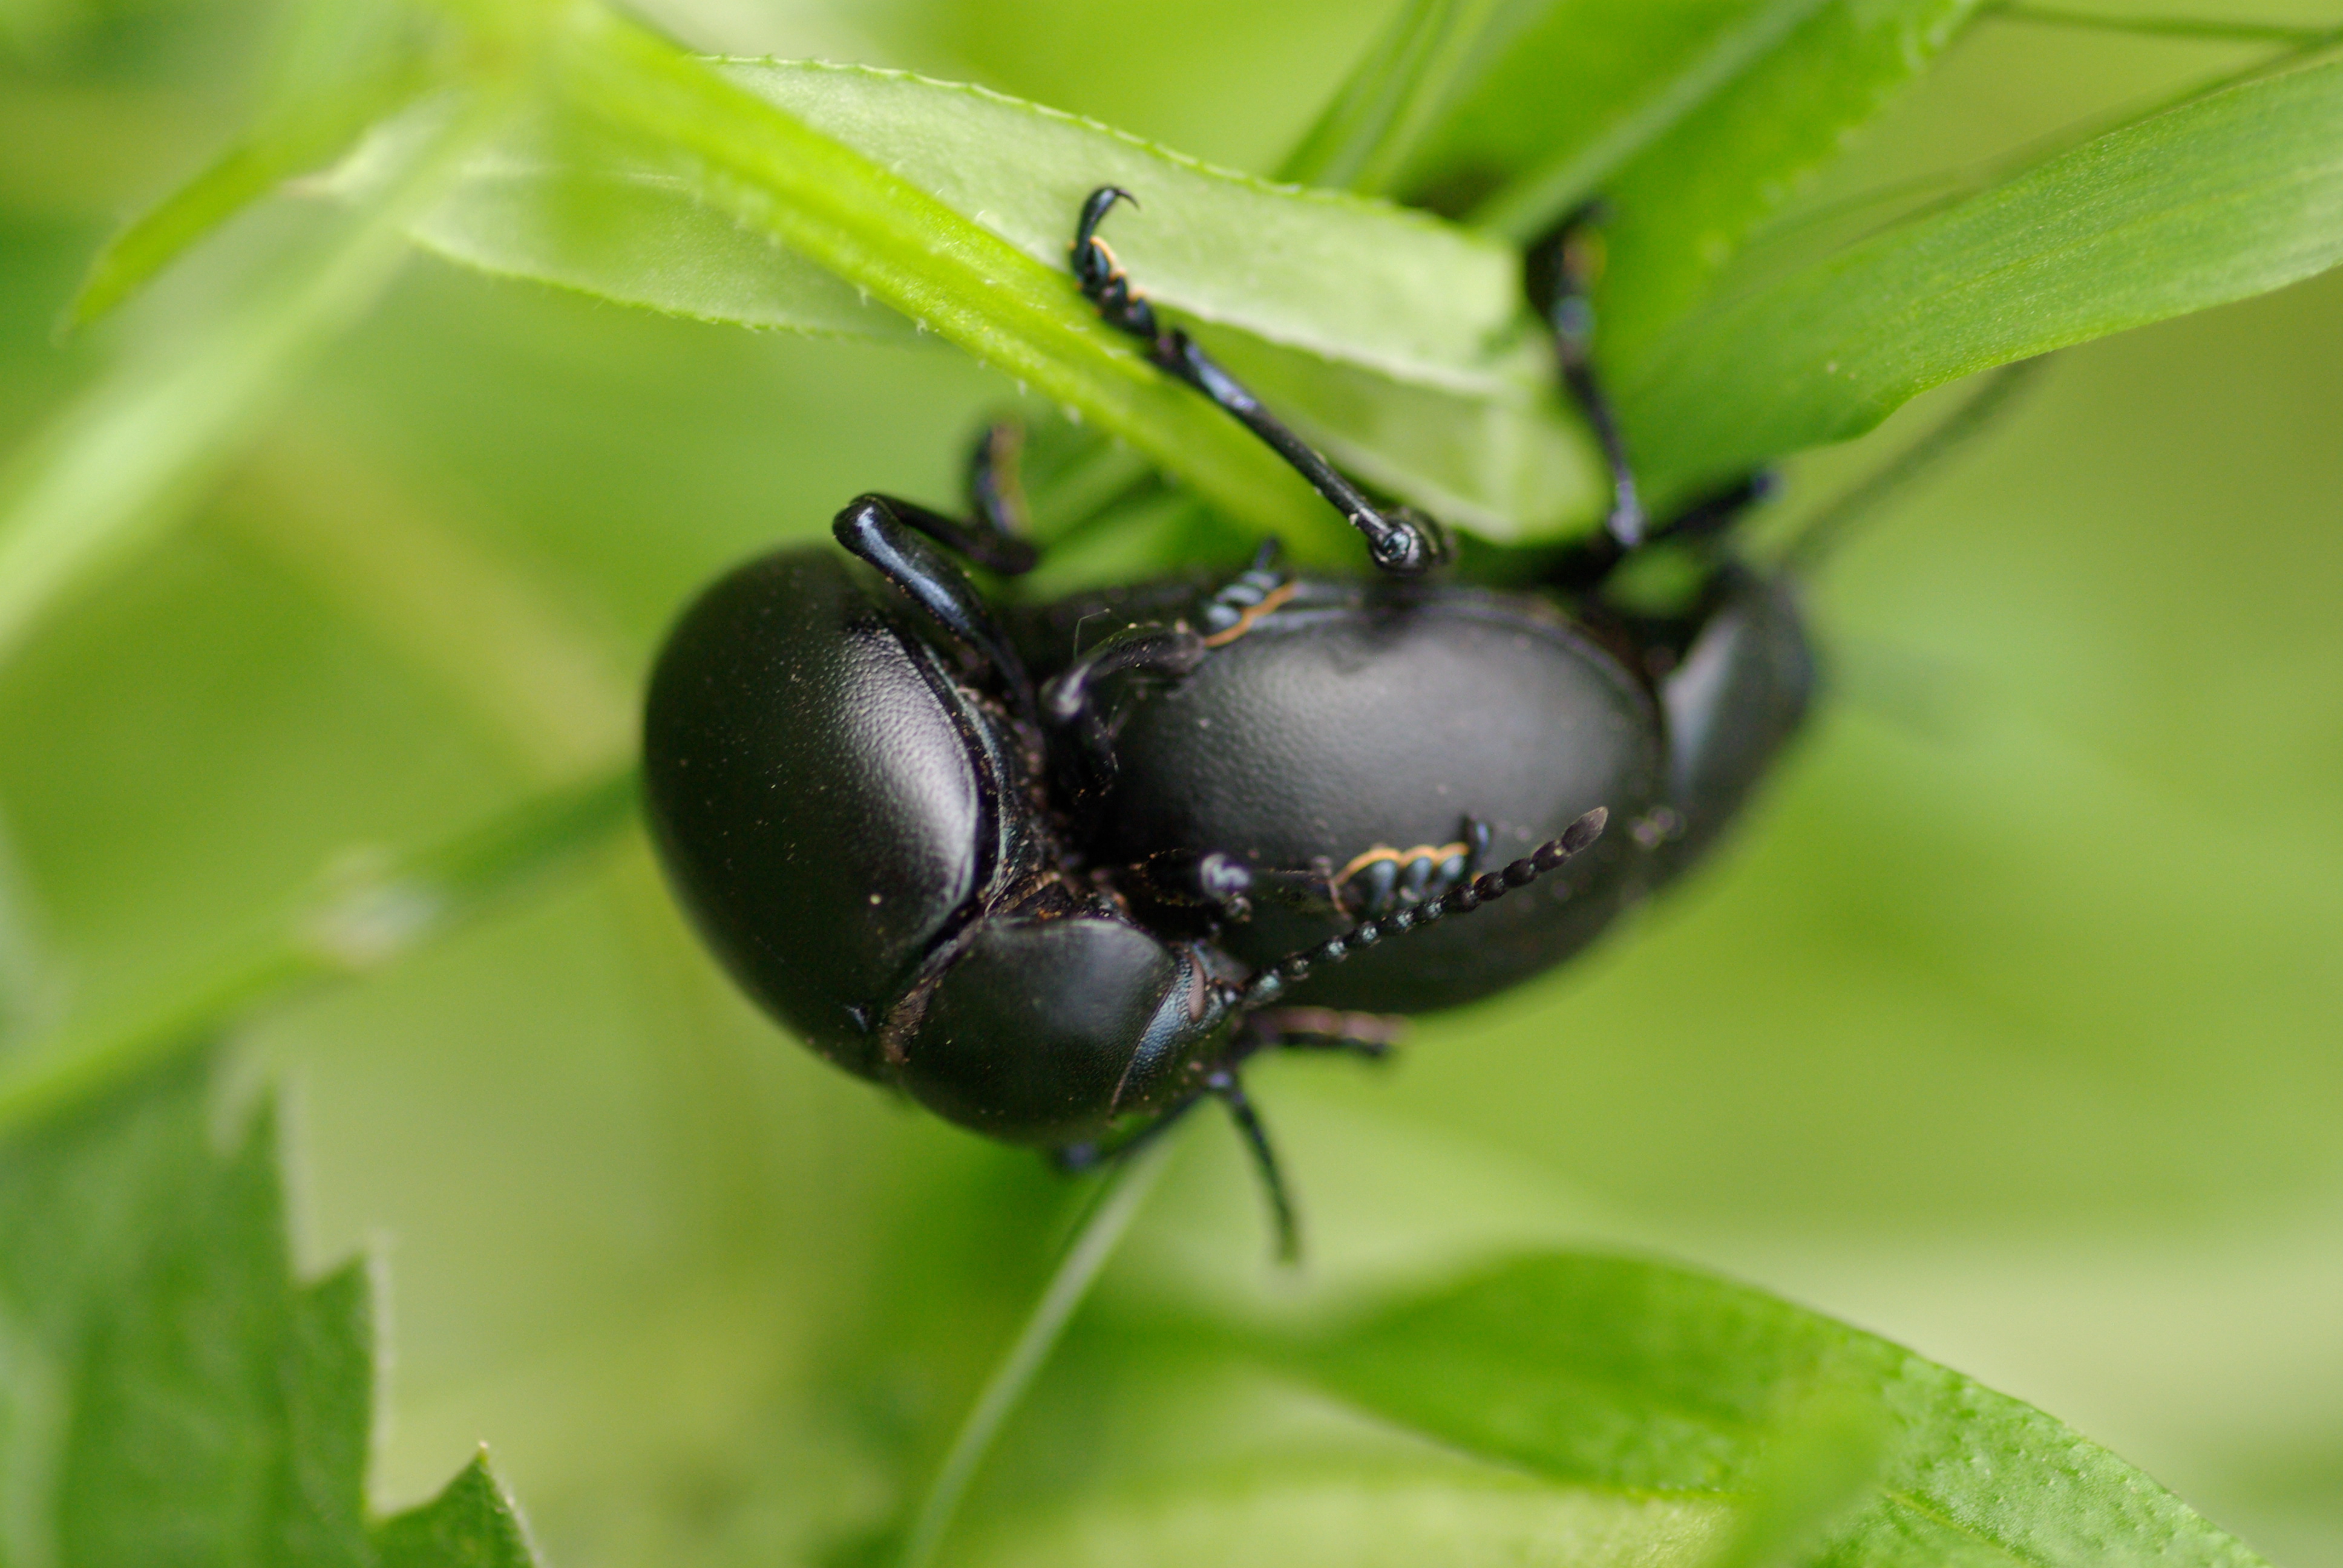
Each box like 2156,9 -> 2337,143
642,188 -> 1811,1255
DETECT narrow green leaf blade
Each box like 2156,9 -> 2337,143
391,40 -> 1596,540
1277,0 -> 1514,195
1393,0 -> 1836,217
720,60 -> 1533,394
1584,0 -> 1981,355
0,87 -> 502,668
1255,1253 -> 2269,1567
549,15 -> 1339,547
392,102 -> 917,339
1620,59 -> 2343,489
67,53 -> 434,327
373,1454 -> 540,1568
1278,0 -> 1981,363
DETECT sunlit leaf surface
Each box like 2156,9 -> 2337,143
1256,1253 -> 2269,1567
0,1060 -> 537,1565
377,56 -> 1599,539
1620,57 -> 2343,489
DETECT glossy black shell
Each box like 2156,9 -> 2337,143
1107,584 -> 1659,1010
1029,570 -> 1812,1013
642,549 -> 1014,1077
1647,568 -> 1814,886
642,547 -> 1230,1146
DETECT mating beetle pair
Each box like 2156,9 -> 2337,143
642,188 -> 1812,1254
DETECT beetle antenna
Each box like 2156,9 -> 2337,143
1205,1065 -> 1299,1263
1237,808 -> 1609,1013
1783,356 -> 2050,572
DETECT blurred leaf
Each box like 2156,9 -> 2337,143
0,1059 -> 537,1566
1619,58 -> 2343,491
1245,1252 -> 2269,1566
1539,0 -> 1981,355
0,767 -> 634,1140
544,11 -> 1351,552
1699,1389 -> 1888,1568
0,85 -> 505,667
964,1473 -> 1727,1568
1277,0 -> 1512,195
372,46 -> 1598,540
67,4 -> 443,326
375,1455 -> 540,1568
0,803 -> 57,1045
1283,0 -> 1979,356
218,414 -> 636,780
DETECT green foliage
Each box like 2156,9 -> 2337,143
372,58 -> 1599,537
1625,56 -> 2343,490
4,0 -> 2342,1564
0,769 -> 634,1140
1251,1254 -> 2266,1566
0,1059 -> 535,1566
1288,0 -> 1984,337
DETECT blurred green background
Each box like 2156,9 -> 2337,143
2,0 -> 2339,1563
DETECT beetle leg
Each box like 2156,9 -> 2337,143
1243,863 -> 1345,915
1242,1005 -> 1408,1062
1204,1064 -> 1300,1263
963,419 -> 1040,561
841,423 -> 1044,578
1039,621 -> 1208,795
1461,815 -> 1493,874
1119,848 -> 1259,918
1329,825 -> 1485,918
1049,1086 -> 1211,1172
834,495 -> 1039,719
1651,471 -> 1778,547
1070,186 -> 1452,577
1527,204 -> 1644,552
1118,851 -> 1341,923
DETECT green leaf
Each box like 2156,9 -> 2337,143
0,1059 -> 540,1566
376,37 -> 1598,541
374,1455 -> 539,1568
1193,325 -> 1602,536
1304,0 -> 1822,212
541,14 -> 1334,550
1574,0 -> 1977,354
1248,1252 -> 2269,1567
0,85 -> 505,668
0,767 -> 635,1142
714,60 -> 1531,396
387,102 -> 919,340
1284,0 -> 1979,353
1620,58 -> 2343,491
66,26 -> 439,326
1277,0 -> 1516,195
